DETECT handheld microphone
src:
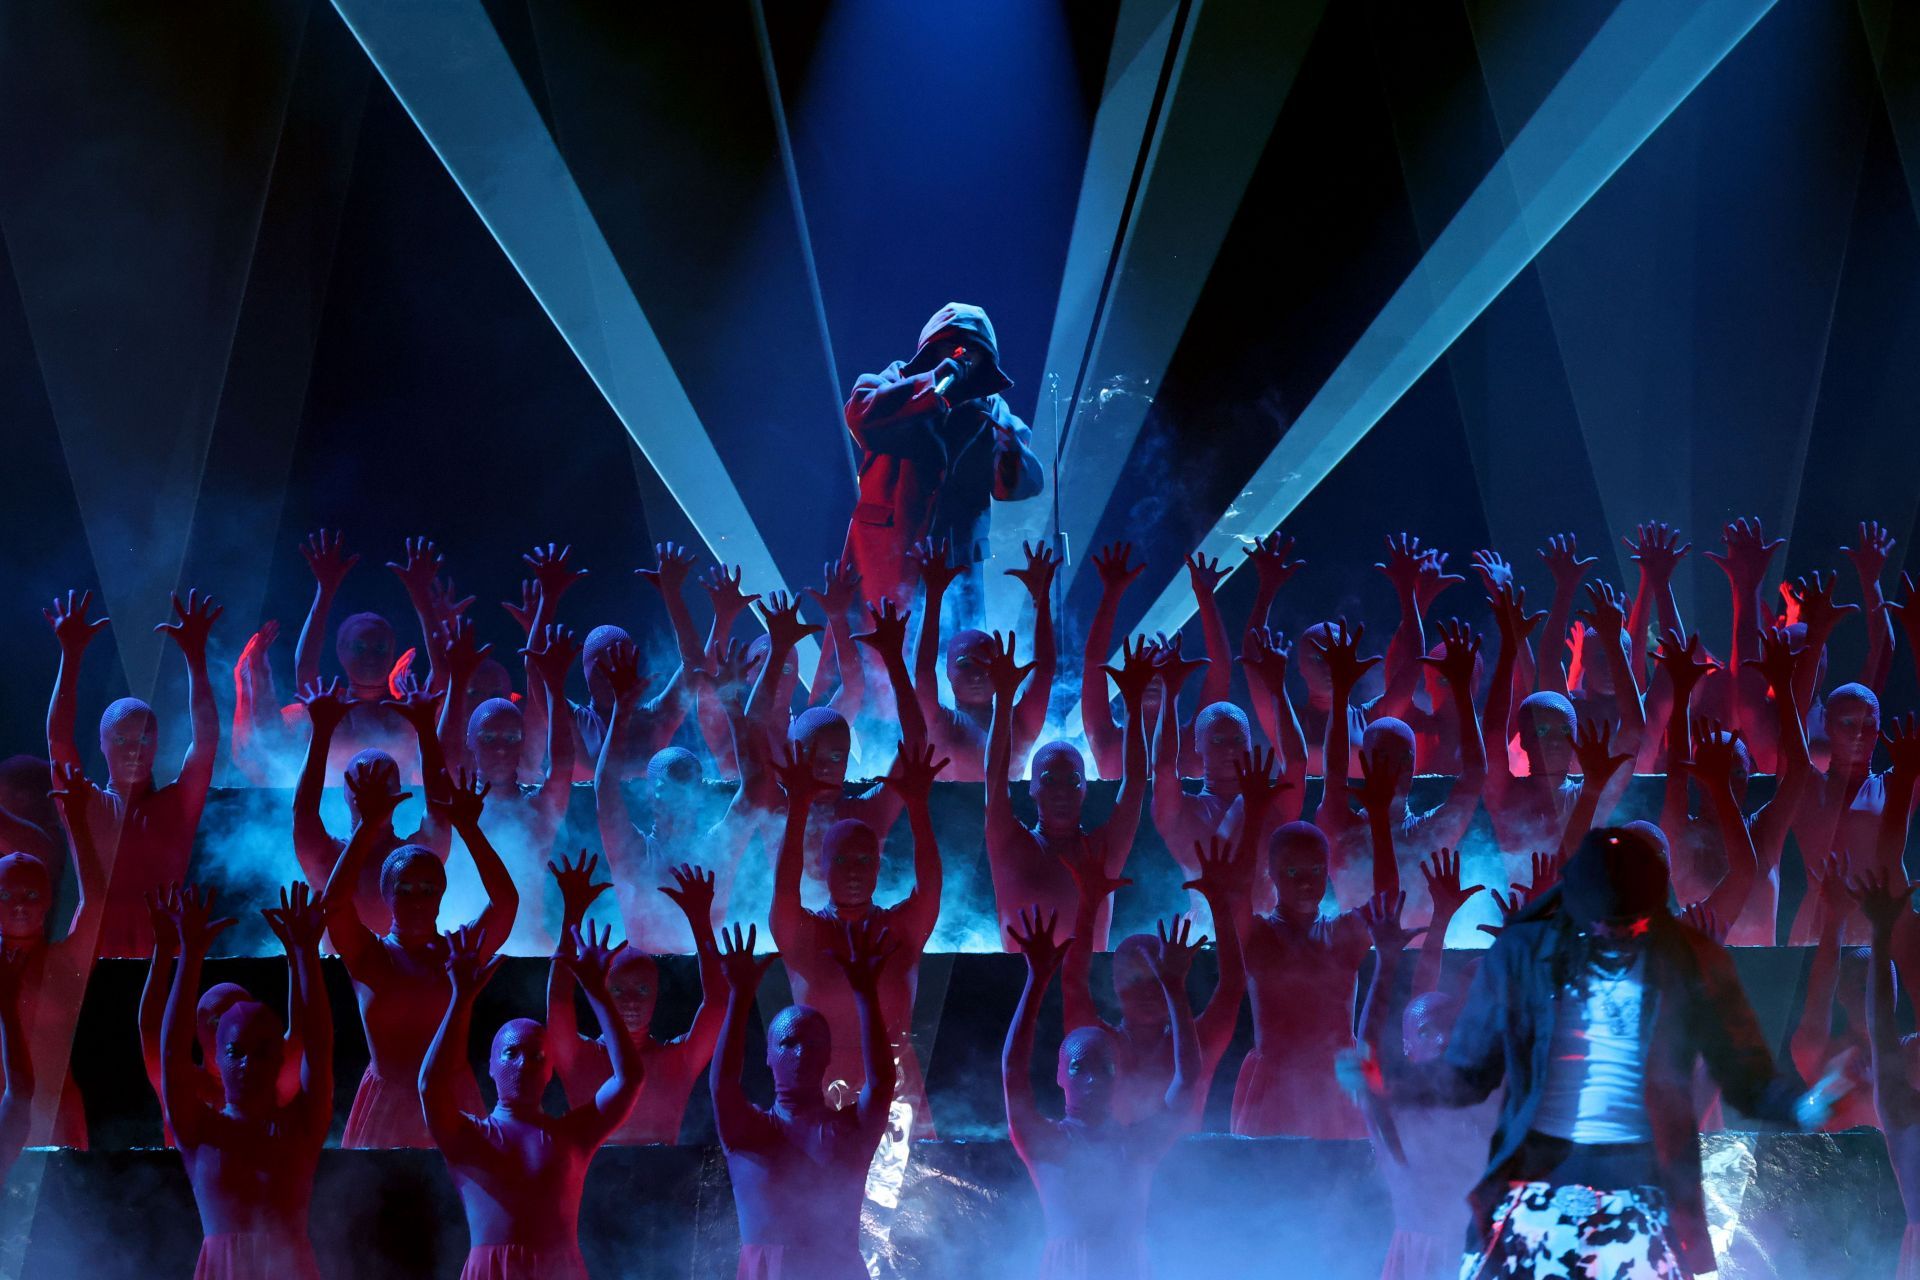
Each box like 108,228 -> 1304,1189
932,345 -> 972,398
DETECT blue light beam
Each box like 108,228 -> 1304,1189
1122,0 -> 1779,652
329,0 -> 817,675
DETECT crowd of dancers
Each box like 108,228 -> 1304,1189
2,511 -> 1917,1280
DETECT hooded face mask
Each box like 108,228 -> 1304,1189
1518,691 -> 1577,776
1027,742 -> 1087,828
824,819 -> 881,910
608,952 -> 659,1033
1057,1026 -> 1119,1123
767,1005 -> 831,1100
1195,703 -> 1252,784
790,710 -> 851,787
583,625 -> 634,706
467,699 -> 525,783
946,630 -> 997,707
336,613 -> 397,687
380,846 -> 447,937
98,698 -> 158,786
1268,822 -> 1331,917
215,1001 -> 286,1111
0,853 -> 51,938
490,1018 -> 552,1108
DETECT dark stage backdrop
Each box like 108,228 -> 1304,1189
2,0 -> 1919,772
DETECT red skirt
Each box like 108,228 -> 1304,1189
341,1064 -> 479,1149
1899,1224 -> 1920,1280
1379,1229 -> 1457,1280
1038,1235 -> 1151,1280
193,1231 -> 323,1280
735,1243 -> 868,1279
459,1244 -> 589,1280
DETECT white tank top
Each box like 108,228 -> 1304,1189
1533,952 -> 1653,1144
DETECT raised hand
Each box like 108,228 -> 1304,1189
1375,532 -> 1426,595
1360,890 -> 1424,953
144,887 -> 177,958
1420,848 -> 1485,919
238,620 -> 279,675
1310,618 -> 1380,693
1006,540 -> 1059,600
344,756 -> 409,826
1235,746 -> 1289,818
1688,721 -> 1743,786
299,678 -> 355,733
1185,550 -> 1226,595
830,916 -> 898,995
983,631 -> 1036,700
1888,573 -> 1920,654
1489,582 -> 1544,643
427,577 -> 476,630
523,623 -> 581,689
382,676 -> 446,736
658,863 -> 716,923
1884,713 -> 1920,777
602,638 -> 647,702
772,741 -> 830,802
1068,854 -> 1132,912
1808,853 -> 1853,923
1092,542 -> 1146,594
886,740 -> 949,803
448,769 -> 491,827
164,883 -> 236,956
547,851 -> 612,920
1415,549 -> 1465,612
1679,902 -> 1730,944
1183,836 -> 1254,904
1150,632 -> 1209,691
1844,866 -> 1916,938
523,542 -> 589,603
1418,618 -> 1481,689
1100,634 -> 1158,705
444,923 -> 503,997
1572,719 -> 1631,785
1705,517 -> 1784,589
1239,626 -> 1292,692
1624,522 -> 1690,579
1007,907 -> 1071,979
1841,520 -> 1896,584
1579,580 -> 1627,640
805,560 -> 861,617
155,589 -> 223,658
1151,916 -> 1205,985
907,537 -> 962,595
501,580 -> 543,637
702,563 -> 760,621
300,529 -> 359,593
1243,530 -> 1304,592
759,592 -> 823,650
1476,888 -> 1529,938
1526,851 -> 1563,901
853,599 -> 910,661
717,923 -> 775,994
386,536 -> 444,599
1352,746 -> 1405,814
636,542 -> 698,596
1786,570 -> 1860,636
558,921 -> 626,1000
1743,625 -> 1797,698
261,882 -> 326,953
1655,630 -> 1718,699
1539,534 -> 1597,593
1469,548 -> 1514,595
709,639 -> 751,695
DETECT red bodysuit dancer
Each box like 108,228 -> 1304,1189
909,537 -> 1057,782
546,857 -> 723,1144
325,769 -> 518,1147
0,948 -> 31,1189
712,919 -> 897,1279
985,635 -> 1152,951
45,587 -> 221,957
6,763 -> 108,1146
1004,907 -> 1201,1280
842,302 -> 1044,612
424,922 -> 642,1280
292,678 -> 453,934
160,882 -> 333,1280
770,741 -> 947,1139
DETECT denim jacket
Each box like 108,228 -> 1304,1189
1387,902 -> 1803,1274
